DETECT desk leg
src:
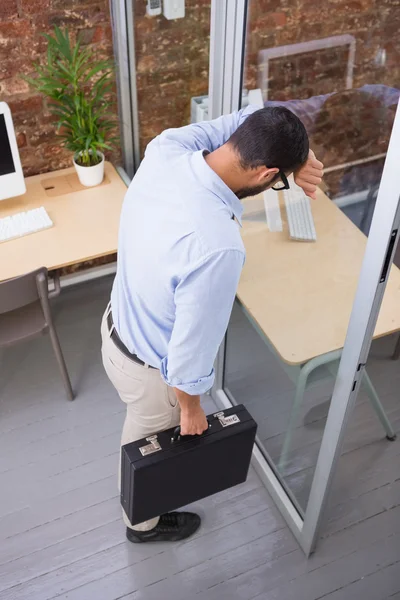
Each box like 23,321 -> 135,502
279,358 -> 396,472
278,350 -> 343,473
327,361 -> 394,440
392,334 -> 400,361
362,371 -> 396,440
278,365 -> 308,472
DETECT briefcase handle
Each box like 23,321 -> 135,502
172,421 -> 211,443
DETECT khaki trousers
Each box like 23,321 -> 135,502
100,308 -> 181,532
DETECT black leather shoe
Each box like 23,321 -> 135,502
126,512 -> 201,543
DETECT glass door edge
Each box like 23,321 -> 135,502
301,102 -> 400,555
209,0 -> 400,556
211,385 -> 305,549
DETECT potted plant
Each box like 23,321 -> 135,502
25,27 -> 116,187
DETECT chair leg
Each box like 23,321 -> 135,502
392,334 -> 400,361
48,325 -> 74,401
362,370 -> 396,440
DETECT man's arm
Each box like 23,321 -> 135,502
294,149 -> 324,200
160,249 -> 244,435
174,390 -> 208,436
156,105 -> 259,155
154,104 -> 324,199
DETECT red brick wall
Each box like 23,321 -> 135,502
245,0 -> 400,97
0,0 -> 120,177
133,0 -> 399,163
1,0 -> 399,177
244,0 -> 399,195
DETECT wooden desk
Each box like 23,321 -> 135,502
0,162 -> 127,282
238,188 -> 400,365
237,188 -> 399,466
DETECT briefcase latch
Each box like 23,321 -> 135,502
215,412 -> 240,427
139,435 -> 162,456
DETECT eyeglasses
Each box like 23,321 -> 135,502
271,170 -> 290,191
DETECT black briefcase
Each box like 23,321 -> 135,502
120,404 -> 257,526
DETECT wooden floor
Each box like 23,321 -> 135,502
0,276 -> 399,600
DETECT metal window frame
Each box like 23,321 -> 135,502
109,0 -> 141,178
209,0 -> 400,555
209,0 -> 248,118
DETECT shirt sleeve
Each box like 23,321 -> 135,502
160,249 -> 245,395
156,105 -> 260,155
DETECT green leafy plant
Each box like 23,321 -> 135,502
25,26 -> 116,167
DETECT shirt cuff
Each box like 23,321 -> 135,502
160,358 -> 215,395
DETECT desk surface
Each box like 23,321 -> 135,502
238,188 -> 400,365
0,162 -> 127,282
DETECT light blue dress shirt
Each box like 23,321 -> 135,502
111,105 -> 257,395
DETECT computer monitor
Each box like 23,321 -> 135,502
0,102 -> 26,201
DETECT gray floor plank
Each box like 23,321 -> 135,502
0,428 -> 118,493
322,560 -> 400,600
0,394 -> 122,453
0,452 -> 119,515
0,474 -> 117,541
1,498 -> 283,600
0,356 -> 119,435
276,424 -> 400,517
0,409 -> 124,475
0,496 -> 121,566
263,397 -> 400,464
0,476 -> 268,571
0,462 -> 260,543
250,533 -> 400,600
43,509 -> 290,600
328,437 -> 400,510
0,520 -> 122,593
324,479 -> 400,536
194,504 -> 400,600
85,532 -> 298,600
1,276 -> 399,600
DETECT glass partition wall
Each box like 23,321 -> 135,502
111,0 -> 211,178
210,0 -> 400,554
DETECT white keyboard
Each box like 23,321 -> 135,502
0,207 -> 53,243
283,186 -> 316,242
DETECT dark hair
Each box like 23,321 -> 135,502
228,106 -> 309,172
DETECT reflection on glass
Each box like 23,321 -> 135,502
225,304 -> 337,514
266,85 -> 397,234
133,1 -> 211,157
224,0 -> 399,514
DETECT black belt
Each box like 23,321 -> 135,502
107,312 -> 156,369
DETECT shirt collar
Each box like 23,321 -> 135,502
192,150 -> 243,227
